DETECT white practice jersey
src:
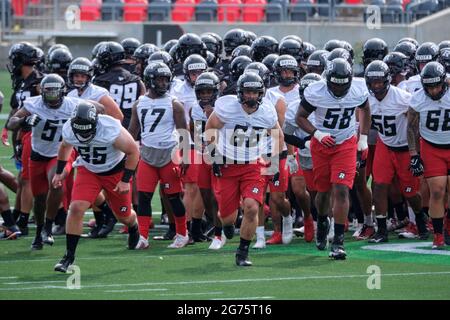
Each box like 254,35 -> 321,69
24,96 -> 81,157
136,94 -> 177,149
369,86 -> 411,147
215,95 -> 277,162
170,80 -> 197,125
67,83 -> 109,102
62,115 -> 124,173
410,88 -> 450,145
398,74 -> 422,93
303,78 -> 369,144
191,102 -> 208,149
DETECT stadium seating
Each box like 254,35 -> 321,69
123,0 -> 148,21
80,0 -> 102,21
406,0 -> 438,20
102,0 -> 124,20
266,0 -> 288,21
383,0 -> 403,23
217,0 -> 241,22
195,0 -> 218,21
289,0 -> 313,21
172,0 -> 196,21
242,0 -> 266,22
148,0 -> 171,21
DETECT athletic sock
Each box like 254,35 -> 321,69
364,214 -> 374,227
66,234 -> 80,258
414,210 -> 428,234
137,216 -> 151,239
191,218 -> 203,236
214,226 -> 222,238
1,210 -> 15,227
376,215 -> 387,232
44,218 -> 53,234
174,216 -> 187,236
238,237 -> 251,253
255,226 -> 265,240
432,217 -> 444,235
16,212 -> 30,228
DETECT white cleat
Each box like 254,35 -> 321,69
282,215 -> 294,244
208,235 -> 226,250
135,235 -> 149,249
352,223 -> 363,238
252,237 -> 266,249
167,234 -> 189,248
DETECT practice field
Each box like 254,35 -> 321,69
0,70 -> 450,300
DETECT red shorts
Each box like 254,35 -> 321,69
63,150 -> 77,210
303,169 -> 317,192
215,163 -> 266,217
71,166 -> 132,218
197,162 -> 218,191
181,149 -> 200,184
136,159 -> 182,195
421,139 -> 450,178
365,144 -> 376,177
311,135 -> 357,192
30,157 -> 57,196
372,139 -> 419,196
20,131 -> 31,180
263,158 -> 288,193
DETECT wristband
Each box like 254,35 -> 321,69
56,160 -> 67,175
121,168 -> 135,183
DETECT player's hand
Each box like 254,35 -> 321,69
409,154 -> 424,177
272,170 -> 280,184
1,128 -> 10,146
52,172 -> 67,189
180,162 -> 189,176
357,134 -> 369,160
14,143 -> 23,160
286,154 -> 299,174
25,114 -> 41,127
212,162 -> 222,177
313,130 -> 335,148
113,181 -> 130,194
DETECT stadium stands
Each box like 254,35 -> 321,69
80,0 -> 102,21
218,0 -> 241,21
101,0 -> 124,20
148,0 -> 171,21
242,0 -> 266,22
195,0 -> 218,21
123,0 -> 148,21
172,0 -> 196,21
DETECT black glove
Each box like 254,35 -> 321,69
272,171 -> 280,184
24,114 -> 41,127
356,151 -> 366,169
212,162 -> 222,177
14,142 -> 23,160
409,154 -> 424,177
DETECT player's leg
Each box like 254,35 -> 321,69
253,198 -> 267,249
0,183 -> 21,239
18,132 -> 33,234
0,165 -> 18,193
427,176 -> 447,249
353,165 -> 374,240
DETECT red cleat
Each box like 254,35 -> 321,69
304,217 -> 314,243
432,233 -> 445,249
266,231 -> 282,245
356,224 -> 375,240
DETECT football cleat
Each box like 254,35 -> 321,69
398,222 -> 418,239
31,236 -> 43,250
327,218 -> 335,243
356,224 -> 375,240
432,233 -> 445,250
444,216 -> 450,245
282,215 -> 294,244
54,254 -> 75,273
266,231 -> 282,245
97,218 -> 116,238
329,235 -> 347,260
352,224 -> 363,238
153,229 -> 176,241
368,230 -> 388,243
223,225 -> 235,240
235,249 -> 252,267
134,235 -> 149,249
127,228 -> 140,250
52,224 -> 66,236
0,225 -> 22,240
252,237 -> 266,249
87,224 -> 103,238
316,217 -> 330,251
168,234 -> 189,248
208,235 -> 226,250
303,216 -> 315,243
41,230 -> 54,246
192,233 -> 211,243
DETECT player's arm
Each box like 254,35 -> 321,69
127,100 -> 141,140
6,107 -> 33,131
356,100 -> 371,159
112,127 -> 140,194
204,111 -> 225,176
407,107 -> 420,156
275,98 -> 286,128
138,80 -> 146,96
52,139 -> 74,188
267,121 -> 285,156
98,95 -> 124,121
283,122 -> 309,149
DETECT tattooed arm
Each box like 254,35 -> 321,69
407,107 -> 420,156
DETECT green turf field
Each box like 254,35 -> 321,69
0,70 -> 449,300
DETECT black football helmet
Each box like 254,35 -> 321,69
47,48 -> 73,80
262,54 -> 279,88
183,54 -> 208,86
397,37 -> 419,48
307,50 -> 329,75
68,57 -> 94,90
7,42 -> 40,78
383,52 -> 408,77
91,41 -> 107,60
231,45 -> 252,60
323,39 -> 343,52
438,40 -> 450,54
178,33 -> 207,62
201,34 -> 221,59
163,39 -> 178,53
148,51 -> 174,73
71,101 -> 98,144
251,36 -> 279,62
143,61 -> 173,96
273,55 -> 299,87
365,60 -> 391,96
245,62 -> 270,88
420,61 -> 448,101
415,42 -> 439,72
340,41 -> 354,61
168,43 -> 180,63
202,32 -> 223,56
325,58 -> 353,99
363,38 -> 388,68
328,48 -> 353,66
244,30 -> 257,44
47,44 -> 70,60
40,74 -> 66,109
223,29 -> 249,56
438,48 -> 450,74
394,41 -> 417,76
194,72 -> 220,108
133,43 -> 160,74
279,39 -> 304,64
299,73 -> 322,99
96,41 -> 125,70
35,47 -> 46,73
205,51 -> 217,68
237,72 -> 265,108
121,37 -> 141,58
230,56 -> 252,82
302,42 -> 316,63
281,35 -> 303,46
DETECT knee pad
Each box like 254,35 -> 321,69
168,194 -> 185,217
137,192 -> 153,217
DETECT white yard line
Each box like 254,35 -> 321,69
158,291 -> 223,296
0,276 -> 18,279
1,271 -> 450,291
104,288 -> 168,293
4,280 -> 66,285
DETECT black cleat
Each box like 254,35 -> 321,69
41,230 -> 54,246
223,225 -> 235,240
418,230 -> 430,240
31,236 -> 43,250
0,225 -> 22,240
153,229 -> 176,241
97,218 -> 116,238
368,230 -> 388,243
127,228 -> 140,250
329,235 -> 347,260
87,224 -> 103,239
316,217 -> 330,251
192,233 -> 211,242
17,225 -> 28,236
54,254 -> 74,273
235,249 -> 252,267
